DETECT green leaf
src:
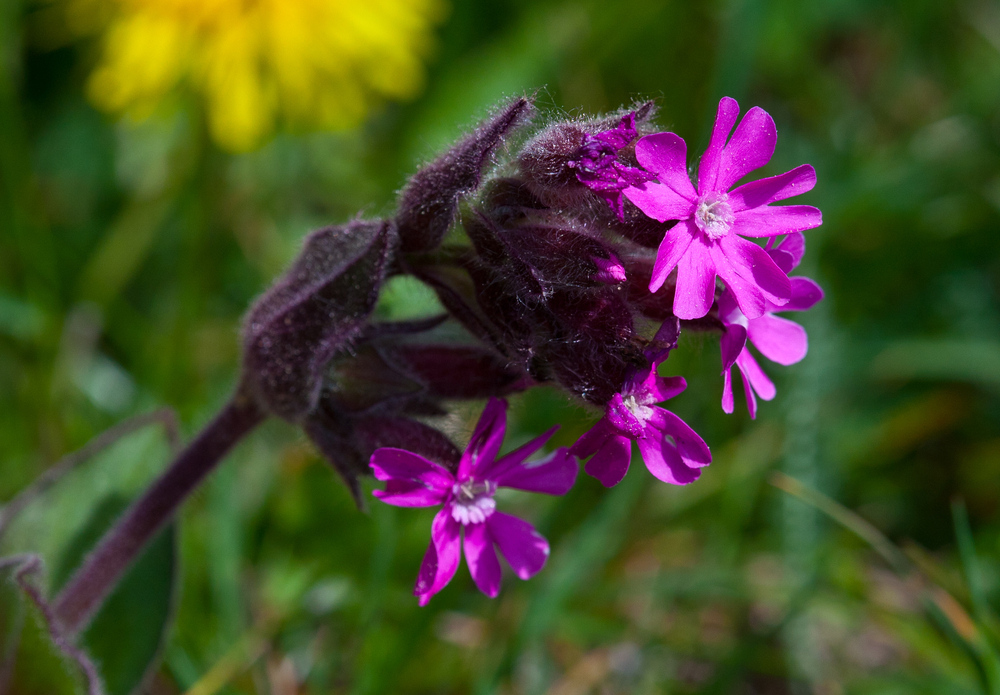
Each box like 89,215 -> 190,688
0,559 -> 86,695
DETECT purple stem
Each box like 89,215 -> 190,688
52,389 -> 267,636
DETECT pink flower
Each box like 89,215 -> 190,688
570,340 -> 711,487
370,398 -> 577,605
720,233 -> 824,417
623,97 -> 822,321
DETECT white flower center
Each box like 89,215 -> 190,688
622,394 -> 655,424
450,480 -> 497,525
694,192 -> 735,240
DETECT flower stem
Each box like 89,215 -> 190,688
53,388 -> 267,636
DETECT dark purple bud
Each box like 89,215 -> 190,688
322,340 -> 528,415
463,212 -> 547,303
518,123 -> 588,195
543,288 -> 645,404
465,258 -> 542,365
383,344 -> 531,399
324,346 -> 424,414
243,220 -> 395,422
479,178 -> 547,226
504,224 -> 621,287
608,207 -> 678,249
396,97 -> 535,253
622,259 -> 674,318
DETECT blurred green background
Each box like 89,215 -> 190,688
3,0 -> 1000,693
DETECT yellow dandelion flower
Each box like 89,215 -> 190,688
63,0 -> 445,151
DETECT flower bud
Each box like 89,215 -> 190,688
243,220 -> 395,422
382,344 -> 530,399
518,123 -> 589,197
396,97 -> 535,253
543,288 -> 646,404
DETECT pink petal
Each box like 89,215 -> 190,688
464,521 -> 502,598
722,365 -> 735,414
633,133 -> 698,201
650,408 -> 712,467
636,434 -> 701,485
626,362 -> 657,396
767,248 -> 796,274
711,246 -> 765,319
747,314 -> 808,365
415,508 -> 462,605
370,448 -> 453,490
648,318 -> 682,363
624,182 -> 694,222
737,350 -> 775,401
592,254 -> 627,284
493,447 -> 578,495
717,236 -> 791,315
698,97 -> 741,192
583,433 -> 633,487
487,512 -> 549,580
723,324 -> 748,372
649,220 -> 696,293
739,363 -> 759,419
458,398 -> 508,480
718,288 -> 743,324
672,236 -> 717,320
570,418 -> 614,460
728,165 -> 817,212
649,375 -> 687,403
776,232 -> 806,267
373,481 -> 449,507
732,205 -> 822,238
606,393 -> 646,438
779,276 -> 824,312
485,426 -> 557,480
716,106 -> 777,192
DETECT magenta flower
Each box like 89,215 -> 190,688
569,113 -> 656,220
370,398 -> 577,605
570,341 -> 711,487
623,97 -> 822,321
720,233 -> 824,417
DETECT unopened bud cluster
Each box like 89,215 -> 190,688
242,94 -> 823,603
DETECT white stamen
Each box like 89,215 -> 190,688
622,394 -> 655,424
450,480 -> 497,525
694,192 -> 735,239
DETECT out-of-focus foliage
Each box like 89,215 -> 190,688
3,0 -> 1000,692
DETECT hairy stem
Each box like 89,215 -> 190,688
53,388 -> 267,636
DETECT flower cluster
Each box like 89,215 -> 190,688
242,95 -> 823,603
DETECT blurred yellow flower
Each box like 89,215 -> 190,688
63,0 -> 445,151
